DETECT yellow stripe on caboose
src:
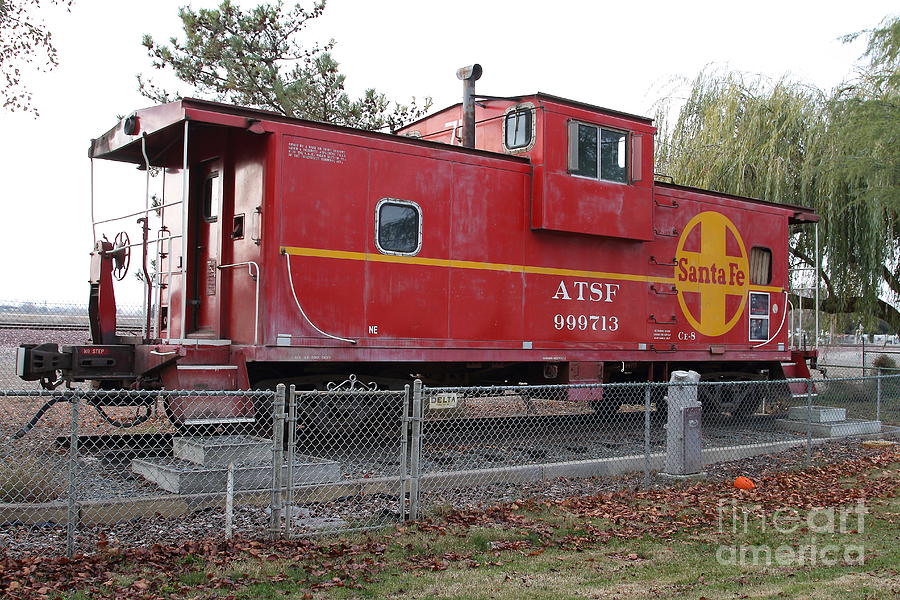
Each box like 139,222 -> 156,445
280,245 -> 783,292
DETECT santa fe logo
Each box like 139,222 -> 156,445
675,212 -> 750,337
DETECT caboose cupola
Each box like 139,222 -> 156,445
395,92 -> 656,240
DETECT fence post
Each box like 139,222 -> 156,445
285,385 -> 297,537
399,384 -> 410,520
225,463 -> 234,540
861,336 -> 866,375
409,379 -> 423,521
643,384 -> 651,488
269,384 -> 286,537
66,393 -> 80,558
876,369 -> 882,422
805,378 -> 813,466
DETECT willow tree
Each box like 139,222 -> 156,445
655,16 -> 900,333
138,0 -> 430,131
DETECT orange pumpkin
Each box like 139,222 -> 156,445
733,476 -> 756,490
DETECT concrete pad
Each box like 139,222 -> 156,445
787,406 -> 847,423
776,418 -> 882,438
132,455 -> 341,495
173,435 -> 271,467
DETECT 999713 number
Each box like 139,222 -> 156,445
553,314 -> 619,331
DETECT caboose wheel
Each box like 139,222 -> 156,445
699,372 -> 763,416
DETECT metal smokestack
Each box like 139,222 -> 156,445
456,64 -> 482,148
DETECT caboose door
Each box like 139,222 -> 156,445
187,158 -> 223,336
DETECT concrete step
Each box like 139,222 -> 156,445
173,435 -> 271,467
132,454 -> 342,495
787,405 -> 846,423
776,418 -> 882,438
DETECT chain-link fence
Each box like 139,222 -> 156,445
1,372 -> 898,558
0,388 -> 278,557
269,383 -> 411,538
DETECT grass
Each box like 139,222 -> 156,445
0,456 -> 64,503
342,500 -> 899,600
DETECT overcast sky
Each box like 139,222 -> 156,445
0,0 -> 896,305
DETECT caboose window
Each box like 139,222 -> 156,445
749,292 -> 770,342
376,199 -> 422,256
504,109 -> 533,150
202,171 -> 220,222
568,122 -> 627,183
750,247 -> 772,285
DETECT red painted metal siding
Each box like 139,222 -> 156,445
105,98 -> 812,386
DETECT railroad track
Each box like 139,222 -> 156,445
0,314 -> 143,331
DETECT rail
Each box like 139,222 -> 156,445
92,201 -> 184,227
0,314 -> 143,331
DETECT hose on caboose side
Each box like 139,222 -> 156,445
11,396 -> 67,440
92,402 -> 154,429
283,251 -> 357,344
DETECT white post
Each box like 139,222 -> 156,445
814,222 -> 820,350
664,370 -> 702,476
225,462 -> 234,539
179,120 -> 190,340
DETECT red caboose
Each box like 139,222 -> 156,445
18,71 -> 818,425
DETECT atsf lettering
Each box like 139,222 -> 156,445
552,280 -> 620,303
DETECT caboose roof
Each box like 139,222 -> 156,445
397,92 -> 655,133
89,96 -> 816,224
89,97 -> 531,167
657,181 -> 819,224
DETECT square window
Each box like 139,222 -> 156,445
750,292 -> 769,316
750,318 -> 769,342
749,292 -> 770,341
600,128 -> 627,182
376,199 -> 421,255
504,109 -> 533,150
575,124 -> 599,178
568,122 -> 628,183
202,172 -> 220,222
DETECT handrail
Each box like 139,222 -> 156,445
92,200 -> 184,226
102,235 -> 182,254
141,135 -> 151,340
217,261 -> 261,344
179,121 -> 190,342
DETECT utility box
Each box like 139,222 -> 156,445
665,370 -> 703,476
